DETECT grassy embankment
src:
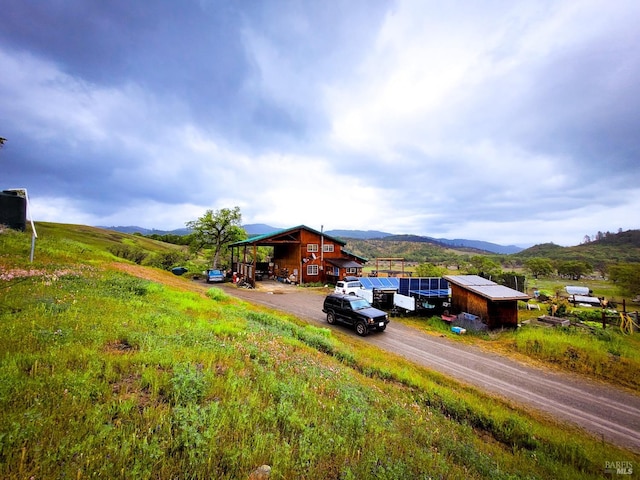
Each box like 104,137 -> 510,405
1,223 -> 638,478
400,274 -> 640,392
356,247 -> 640,391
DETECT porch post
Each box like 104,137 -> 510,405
252,244 -> 257,286
243,245 -> 248,278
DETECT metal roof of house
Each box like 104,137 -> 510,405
340,248 -> 368,263
230,225 -> 347,247
444,275 -> 530,301
326,258 -> 363,269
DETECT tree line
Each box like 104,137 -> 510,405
582,228 -> 624,244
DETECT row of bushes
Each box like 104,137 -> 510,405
107,244 -> 205,272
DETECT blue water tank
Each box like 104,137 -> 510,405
0,190 -> 27,231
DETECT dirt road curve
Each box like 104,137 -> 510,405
219,282 -> 640,453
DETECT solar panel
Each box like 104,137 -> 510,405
379,277 -> 399,289
358,277 -> 399,290
358,277 -> 374,290
359,277 -> 450,298
410,289 -> 450,297
398,277 -> 450,297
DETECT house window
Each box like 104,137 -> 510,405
307,264 -> 319,276
323,244 -> 334,253
346,267 -> 358,274
307,244 -> 318,252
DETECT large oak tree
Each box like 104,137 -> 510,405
609,264 -> 640,298
524,257 -> 554,279
186,207 -> 246,269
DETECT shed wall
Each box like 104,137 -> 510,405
450,285 -> 519,328
488,301 -> 519,328
450,285 -> 489,320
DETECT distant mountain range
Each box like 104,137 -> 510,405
97,225 -> 191,236
99,223 -> 524,255
376,234 -> 525,255
243,225 -> 524,254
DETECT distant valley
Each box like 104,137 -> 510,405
99,223 -> 525,255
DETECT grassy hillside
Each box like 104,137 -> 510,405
1,223 -> 637,478
514,230 -> 640,264
27,222 -> 186,265
340,230 -> 640,276
342,238 -> 476,264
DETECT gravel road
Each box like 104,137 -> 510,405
218,281 -> 640,453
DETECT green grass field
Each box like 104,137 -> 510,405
1,224 -> 638,479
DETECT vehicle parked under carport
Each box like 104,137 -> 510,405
205,269 -> 225,283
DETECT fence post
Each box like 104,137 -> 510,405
602,309 -> 606,329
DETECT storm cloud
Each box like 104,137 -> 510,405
1,0 -> 638,246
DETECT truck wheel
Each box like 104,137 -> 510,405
327,312 -> 336,325
355,321 -> 368,336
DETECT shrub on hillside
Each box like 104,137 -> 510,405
108,244 -> 148,264
143,251 -> 190,270
206,288 -> 228,301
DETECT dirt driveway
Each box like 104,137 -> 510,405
216,280 -> 640,453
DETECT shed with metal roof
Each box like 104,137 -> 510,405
444,275 -> 530,328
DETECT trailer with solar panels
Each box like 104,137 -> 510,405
357,277 -> 399,309
395,277 -> 451,314
357,277 -> 451,315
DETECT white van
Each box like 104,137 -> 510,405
334,279 -> 363,295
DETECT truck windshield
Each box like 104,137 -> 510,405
350,299 -> 370,310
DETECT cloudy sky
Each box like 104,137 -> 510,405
1,1 -> 639,247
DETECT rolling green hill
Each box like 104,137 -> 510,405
342,238 -> 485,264
1,223 -> 637,478
340,229 -> 640,269
514,229 -> 640,264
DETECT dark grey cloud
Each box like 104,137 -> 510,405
1,0 -> 389,145
2,2 -> 245,85
1,1 -> 251,134
0,0 -> 638,245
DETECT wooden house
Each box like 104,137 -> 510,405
444,275 -> 530,328
229,225 -> 366,285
